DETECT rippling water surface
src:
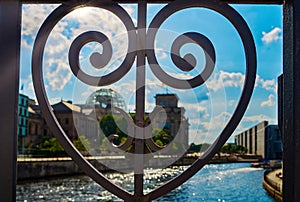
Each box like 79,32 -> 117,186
17,163 -> 274,201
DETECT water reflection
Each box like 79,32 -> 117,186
17,163 -> 274,202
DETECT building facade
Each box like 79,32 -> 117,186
18,94 -> 29,137
18,94 -> 29,153
155,94 -> 189,151
52,101 -> 99,148
25,104 -> 45,148
235,121 -> 282,160
18,91 -> 189,155
22,100 -> 99,152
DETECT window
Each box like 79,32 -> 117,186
35,125 -> 38,135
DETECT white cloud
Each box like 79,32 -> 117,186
76,79 -> 136,106
201,111 -> 231,131
111,80 -> 136,102
242,114 -> 276,124
44,62 -> 72,91
228,99 -> 236,107
22,5 -> 136,92
156,48 -> 168,60
206,71 -> 244,92
262,27 -> 282,44
22,5 -> 56,36
206,71 -> 277,93
261,94 -> 275,107
22,5 -> 57,49
49,97 -> 62,105
181,103 -> 209,119
256,75 -> 277,92
233,114 -> 277,135
78,86 -> 98,99
186,111 -> 235,144
166,71 -> 194,80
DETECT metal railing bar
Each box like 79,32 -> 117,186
21,0 -> 283,5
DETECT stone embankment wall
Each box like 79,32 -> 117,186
17,155 -> 260,180
17,157 -> 112,180
17,156 -> 184,180
263,169 -> 282,201
18,159 -> 83,180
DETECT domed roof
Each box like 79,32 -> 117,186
86,88 -> 126,110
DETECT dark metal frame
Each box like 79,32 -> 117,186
30,0 -> 257,201
2,0 -> 300,201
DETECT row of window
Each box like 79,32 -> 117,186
19,117 -> 27,126
18,127 -> 27,137
158,100 -> 174,107
19,97 -> 28,107
18,107 -> 28,116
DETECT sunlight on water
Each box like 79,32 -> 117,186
17,163 -> 274,202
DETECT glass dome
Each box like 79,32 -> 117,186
86,88 -> 126,110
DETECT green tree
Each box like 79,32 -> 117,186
155,139 -> 163,147
73,135 -> 91,152
99,114 -> 128,145
220,144 -> 232,154
152,128 -> 171,146
188,143 -> 211,153
41,137 -> 64,152
37,137 -> 66,156
235,145 -> 248,154
220,144 -> 248,155
100,114 -> 118,136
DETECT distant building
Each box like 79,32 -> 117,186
52,101 -> 99,146
18,94 -> 29,137
154,94 -> 189,151
24,100 -> 99,150
18,94 -> 29,153
19,91 -> 190,155
25,104 -> 44,147
235,121 -> 282,160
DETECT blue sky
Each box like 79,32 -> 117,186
20,3 -> 282,144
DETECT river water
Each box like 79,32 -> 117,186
17,163 -> 274,201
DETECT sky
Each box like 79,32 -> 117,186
19,3 -> 283,144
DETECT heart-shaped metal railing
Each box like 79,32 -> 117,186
32,0 -> 256,201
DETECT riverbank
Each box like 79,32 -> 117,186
17,154 -> 261,181
263,169 -> 283,201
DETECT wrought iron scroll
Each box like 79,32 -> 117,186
31,0 -> 257,201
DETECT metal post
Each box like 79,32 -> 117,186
283,0 -> 300,201
134,0 -> 147,200
278,74 -> 283,136
0,1 -> 22,201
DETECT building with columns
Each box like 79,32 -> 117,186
235,121 -> 282,160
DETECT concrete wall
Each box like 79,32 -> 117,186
256,121 -> 267,158
18,160 -> 83,180
234,121 -> 265,157
17,158 -> 123,180
234,121 -> 282,160
17,156 -> 192,180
